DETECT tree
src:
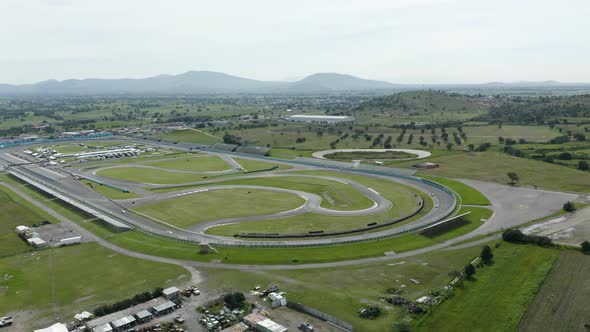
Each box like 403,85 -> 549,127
578,160 -> 589,171
563,201 -> 577,212
223,133 -> 242,145
502,229 -> 525,242
507,172 -> 519,185
480,245 -> 493,264
464,263 -> 476,279
581,240 -> 590,253
223,292 -> 246,310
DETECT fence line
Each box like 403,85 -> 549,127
287,302 -> 353,331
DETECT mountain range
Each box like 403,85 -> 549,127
0,71 -> 397,95
1,71 -> 587,96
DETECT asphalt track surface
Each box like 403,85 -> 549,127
311,148 -> 432,160
0,138 -> 456,247
0,136 -> 580,270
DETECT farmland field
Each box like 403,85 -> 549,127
517,251 -> 590,331
417,244 -> 558,332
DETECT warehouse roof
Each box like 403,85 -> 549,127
288,115 -> 351,119
152,300 -> 176,313
111,315 -> 136,328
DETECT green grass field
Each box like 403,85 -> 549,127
157,128 -> 222,144
420,176 -> 491,205
133,188 -> 305,228
203,243 -> 558,332
396,151 -> 590,192
417,245 -> 557,332
96,166 -> 212,184
233,158 -> 293,171
77,152 -> 192,169
141,155 -> 231,172
462,125 -> 558,143
324,150 -> 418,161
158,175 -> 374,211
0,185 -> 54,258
112,206 -> 488,264
81,180 -> 141,200
200,170 -> 426,235
0,243 -> 188,326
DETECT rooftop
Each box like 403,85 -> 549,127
288,114 -> 352,119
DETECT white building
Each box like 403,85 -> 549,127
256,319 -> 288,332
34,323 -> 68,332
286,115 -> 354,124
268,292 -> 287,307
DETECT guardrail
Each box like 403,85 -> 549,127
2,135 -> 460,248
0,132 -> 114,149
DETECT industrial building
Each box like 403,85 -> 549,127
286,114 -> 355,124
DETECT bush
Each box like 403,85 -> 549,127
581,240 -> 590,253
359,306 -> 382,319
93,287 -> 163,317
223,292 -> 246,310
480,245 -> 493,264
563,201 -> 577,212
502,229 -> 554,247
502,229 -> 526,242
464,263 -> 476,279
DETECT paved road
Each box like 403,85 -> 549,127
0,179 -> 495,271
0,144 -> 456,247
312,148 -> 431,160
460,179 -> 578,235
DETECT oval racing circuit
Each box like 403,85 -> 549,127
0,136 -> 457,248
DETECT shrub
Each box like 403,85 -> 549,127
563,201 -> 577,212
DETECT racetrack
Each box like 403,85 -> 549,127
0,139 -> 458,248
312,148 -> 431,160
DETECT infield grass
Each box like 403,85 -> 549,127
97,167 -> 212,184
420,176 -> 491,205
133,188 -> 305,228
80,180 -> 141,200
142,155 -> 231,172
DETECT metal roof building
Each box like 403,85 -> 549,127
286,115 -> 355,123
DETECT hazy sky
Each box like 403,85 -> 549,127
2,0 -> 590,84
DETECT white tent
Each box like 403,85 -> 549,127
34,322 -> 68,332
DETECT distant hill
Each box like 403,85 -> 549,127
479,94 -> 590,124
0,71 -> 396,95
355,90 -> 490,114
286,73 -> 395,91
